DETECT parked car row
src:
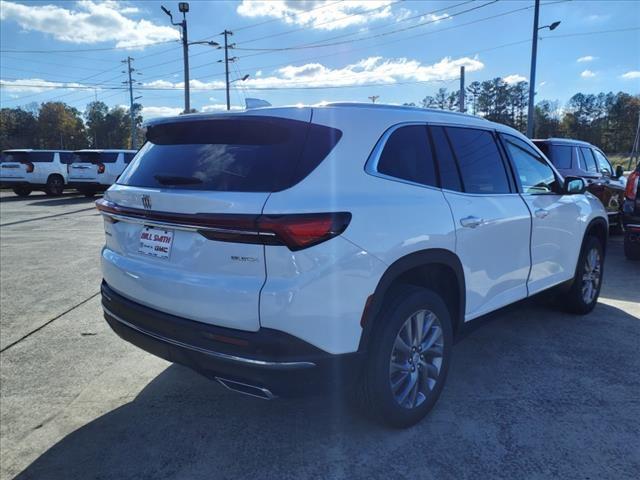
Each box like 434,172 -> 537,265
0,149 -> 136,197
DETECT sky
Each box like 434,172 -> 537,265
0,0 -> 639,120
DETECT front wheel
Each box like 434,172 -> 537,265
560,236 -> 604,314
12,186 -> 32,197
355,285 -> 453,428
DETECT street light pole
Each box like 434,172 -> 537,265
223,30 -> 233,111
162,3 -> 191,113
526,0 -> 540,138
526,1 -> 561,138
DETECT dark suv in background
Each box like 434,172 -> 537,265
622,162 -> 640,260
534,138 -> 626,229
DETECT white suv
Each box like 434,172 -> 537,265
68,149 -> 136,196
1,149 -> 72,196
96,104 -> 608,427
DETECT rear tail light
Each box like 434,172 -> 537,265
625,170 -> 639,200
97,162 -> 105,174
22,161 -> 34,173
95,199 -> 351,251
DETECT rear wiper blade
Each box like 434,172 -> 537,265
154,174 -> 203,185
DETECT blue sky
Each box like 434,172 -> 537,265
1,0 -> 638,119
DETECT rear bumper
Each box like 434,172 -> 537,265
101,281 -> 362,397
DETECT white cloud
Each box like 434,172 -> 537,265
585,14 -> 611,23
141,106 -> 183,119
577,55 -> 596,63
201,104 -> 244,112
419,12 -> 451,24
503,74 -> 527,85
539,81 -> 547,87
580,70 -> 596,78
0,78 -> 86,93
236,0 -> 394,30
144,56 -> 484,91
0,0 -> 179,48
620,71 -> 640,80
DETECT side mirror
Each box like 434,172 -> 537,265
615,165 -> 624,179
564,176 -> 587,194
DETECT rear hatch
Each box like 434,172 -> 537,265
69,151 -> 100,181
99,109 -> 342,331
1,151 -> 30,180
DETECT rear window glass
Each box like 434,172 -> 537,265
118,117 -> 342,192
1,151 -> 53,162
72,152 -> 120,164
376,125 -> 437,187
547,145 -> 573,169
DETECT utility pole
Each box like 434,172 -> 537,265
162,3 -> 191,113
368,95 -> 379,104
223,30 -> 233,111
123,56 -> 138,149
458,66 -> 465,113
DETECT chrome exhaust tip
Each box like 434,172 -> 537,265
215,377 -> 276,400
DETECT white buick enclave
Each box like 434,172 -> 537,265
96,103 -> 607,427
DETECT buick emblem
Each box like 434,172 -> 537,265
141,194 -> 152,210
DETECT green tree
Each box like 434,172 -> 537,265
0,108 -> 39,150
37,102 -> 88,149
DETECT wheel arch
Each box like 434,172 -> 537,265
358,249 -> 465,352
47,172 -> 65,184
584,216 -> 608,255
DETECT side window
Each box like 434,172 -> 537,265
100,153 -> 119,163
28,152 -> 54,163
502,135 -> 559,194
430,126 -> 462,192
376,125 -> 437,187
548,145 -> 573,169
579,147 -> 598,173
445,127 -> 511,194
59,153 -> 73,164
124,153 -> 136,164
592,149 -> 612,176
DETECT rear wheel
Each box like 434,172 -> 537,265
12,186 -> 32,197
624,232 -> 640,260
560,235 -> 604,314
355,285 -> 452,428
45,175 -> 64,196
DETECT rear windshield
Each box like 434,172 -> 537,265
1,152 -> 54,163
117,116 -> 342,192
72,152 -> 119,164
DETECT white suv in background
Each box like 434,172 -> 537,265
68,149 -> 136,197
0,149 -> 72,196
96,104 -> 608,427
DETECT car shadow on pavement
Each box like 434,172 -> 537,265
14,302 -> 640,480
27,195 -> 99,207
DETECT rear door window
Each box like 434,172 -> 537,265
59,153 -> 74,164
101,153 -> 119,163
430,126 -> 462,192
118,117 -> 342,192
592,149 -> 612,176
376,125 -> 437,187
445,127 -> 511,194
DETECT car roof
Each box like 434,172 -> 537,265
72,149 -> 137,153
2,149 -> 71,153
143,102 -> 529,137
533,137 -> 593,147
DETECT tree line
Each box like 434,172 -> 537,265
0,101 -> 143,151
405,78 -> 639,155
1,82 -> 638,154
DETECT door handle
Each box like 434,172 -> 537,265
535,208 -> 549,219
460,216 -> 484,228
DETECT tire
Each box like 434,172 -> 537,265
354,285 -> 453,428
45,175 -> 64,196
560,236 -> 604,314
12,186 -> 32,197
624,232 -> 640,261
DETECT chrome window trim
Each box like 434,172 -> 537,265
103,307 -> 316,370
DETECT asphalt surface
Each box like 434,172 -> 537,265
1,190 -> 639,480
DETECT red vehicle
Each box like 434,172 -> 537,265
622,162 -> 640,260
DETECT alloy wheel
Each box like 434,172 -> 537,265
389,309 -> 444,409
581,247 -> 601,304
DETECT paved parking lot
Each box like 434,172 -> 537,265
1,190 -> 638,480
